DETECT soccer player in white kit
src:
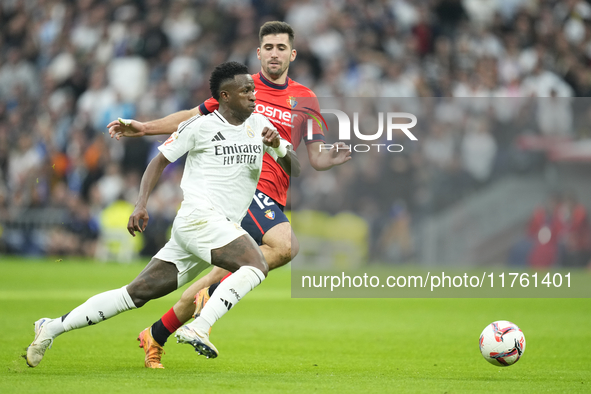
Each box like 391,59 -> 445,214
25,61 -> 297,366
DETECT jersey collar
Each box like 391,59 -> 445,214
214,109 -> 248,128
258,71 -> 289,90
213,110 -> 229,124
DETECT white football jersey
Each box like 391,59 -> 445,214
158,110 -> 289,223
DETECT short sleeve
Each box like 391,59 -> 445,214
158,117 -> 200,162
252,113 -> 276,134
291,93 -> 326,150
198,97 -> 220,115
261,114 -> 275,131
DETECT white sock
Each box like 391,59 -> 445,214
43,318 -> 65,338
59,286 -> 137,332
190,266 -> 265,333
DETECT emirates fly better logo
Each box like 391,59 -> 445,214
304,107 -> 418,152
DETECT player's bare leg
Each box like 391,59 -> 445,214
127,259 -> 181,369
127,258 -> 180,306
140,223 -> 299,367
140,267 -> 228,367
147,225 -> 295,323
160,222 -> 295,326
176,268 -> 229,321
196,222 -> 298,313
261,222 -> 299,269
141,224 -> 296,344
197,222 -> 297,313
175,234 -> 268,358
26,258 -> 179,367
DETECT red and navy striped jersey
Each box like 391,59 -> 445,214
198,72 -> 325,206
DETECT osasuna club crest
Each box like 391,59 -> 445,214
264,210 -> 275,220
287,96 -> 297,109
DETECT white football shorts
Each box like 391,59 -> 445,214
154,207 -> 248,287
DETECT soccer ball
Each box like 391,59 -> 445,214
479,320 -> 526,367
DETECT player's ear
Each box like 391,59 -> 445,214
290,49 -> 297,62
257,47 -> 261,60
219,90 -> 229,102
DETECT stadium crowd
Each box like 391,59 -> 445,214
1,0 -> 591,265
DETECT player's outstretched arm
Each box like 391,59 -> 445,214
261,127 -> 300,177
128,153 -> 171,237
306,141 -> 352,171
107,108 -> 200,140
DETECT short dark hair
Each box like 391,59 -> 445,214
259,21 -> 295,48
209,61 -> 249,100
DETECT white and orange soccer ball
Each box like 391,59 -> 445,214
479,320 -> 526,367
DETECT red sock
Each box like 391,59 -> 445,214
220,272 -> 232,282
161,307 -> 183,333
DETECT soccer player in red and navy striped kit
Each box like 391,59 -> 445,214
108,21 -> 351,368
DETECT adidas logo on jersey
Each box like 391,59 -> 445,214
211,132 -> 226,142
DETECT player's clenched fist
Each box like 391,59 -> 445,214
107,118 -> 147,140
127,206 -> 149,237
261,126 -> 280,148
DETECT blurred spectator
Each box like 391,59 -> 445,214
8,133 -> 44,201
380,63 -> 417,97
507,193 -> 558,267
107,55 -> 149,102
556,193 -> 591,268
377,201 -> 415,263
100,93 -> 136,136
70,2 -> 107,54
46,194 -> 99,257
461,117 -> 497,184
525,193 -> 562,268
137,79 -> 183,120
136,9 -> 169,60
167,43 -> 203,91
46,43 -> 77,86
285,0 -> 326,38
522,60 -> 574,97
162,0 -> 201,50
0,47 -> 38,99
511,191 -> 591,268
96,162 -> 125,207
536,91 -> 573,137
422,122 -> 456,169
0,122 -> 9,186
433,0 -> 468,35
77,67 -> 117,132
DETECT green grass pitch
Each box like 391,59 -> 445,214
1,258 -> 590,393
